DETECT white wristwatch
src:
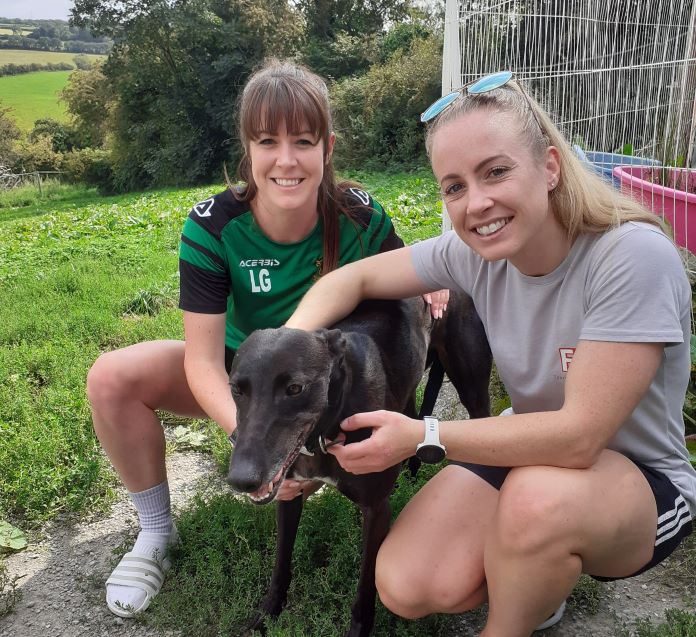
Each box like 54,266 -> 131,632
415,416 -> 446,464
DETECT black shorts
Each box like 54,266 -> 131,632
224,347 -> 236,374
452,459 -> 693,581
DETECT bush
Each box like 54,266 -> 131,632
28,118 -> 83,153
0,104 -> 21,168
0,61 -> 73,77
72,53 -> 93,70
13,136 -> 62,173
331,35 -> 442,169
61,148 -> 114,191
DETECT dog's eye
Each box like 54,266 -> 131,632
286,383 -> 304,396
230,382 -> 242,396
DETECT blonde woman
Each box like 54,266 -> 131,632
286,71 -> 695,636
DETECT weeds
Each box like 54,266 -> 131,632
0,558 -> 22,617
617,608 -> 696,636
0,180 -> 95,211
569,575 -> 606,615
122,281 -> 178,317
649,533 -> 696,599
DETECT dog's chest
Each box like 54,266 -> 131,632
288,456 -> 338,487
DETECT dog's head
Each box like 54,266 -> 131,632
226,326 -> 346,504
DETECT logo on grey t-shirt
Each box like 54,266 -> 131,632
559,347 -> 575,373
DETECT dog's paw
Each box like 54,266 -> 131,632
241,612 -> 267,637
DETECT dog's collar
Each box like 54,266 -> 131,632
301,353 -> 348,455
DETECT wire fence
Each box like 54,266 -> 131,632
443,0 -> 696,254
0,167 -> 64,193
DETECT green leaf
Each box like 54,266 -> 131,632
0,521 -> 27,553
687,439 -> 696,468
621,143 -> 634,156
171,426 -> 207,449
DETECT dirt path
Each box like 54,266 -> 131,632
1,382 -> 693,637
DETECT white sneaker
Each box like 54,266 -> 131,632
534,600 -> 566,631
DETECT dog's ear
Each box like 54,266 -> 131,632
318,328 -> 346,360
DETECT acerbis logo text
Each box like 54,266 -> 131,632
239,259 -> 280,267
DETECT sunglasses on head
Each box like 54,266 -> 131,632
420,70 -> 544,134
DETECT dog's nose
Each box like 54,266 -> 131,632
227,457 -> 264,493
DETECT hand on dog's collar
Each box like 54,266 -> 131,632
230,430 -> 342,456
300,436 -> 343,456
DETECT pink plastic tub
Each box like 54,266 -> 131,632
613,165 -> 696,253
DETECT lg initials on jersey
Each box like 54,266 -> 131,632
250,269 -> 271,293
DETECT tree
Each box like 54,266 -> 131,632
29,119 -> 83,153
331,34 -> 442,167
0,104 -> 21,169
60,62 -> 113,148
70,0 -> 304,191
297,0 -> 413,80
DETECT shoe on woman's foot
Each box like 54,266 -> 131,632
534,600 -> 566,631
105,525 -> 178,617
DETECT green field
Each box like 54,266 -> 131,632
0,48 -> 106,66
0,70 -> 70,130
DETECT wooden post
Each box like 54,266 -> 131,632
36,172 -> 43,197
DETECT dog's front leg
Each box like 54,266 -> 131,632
245,495 -> 304,632
345,496 -> 391,637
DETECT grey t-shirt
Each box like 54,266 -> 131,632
412,221 -> 696,515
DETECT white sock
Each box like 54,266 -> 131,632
106,481 -> 175,612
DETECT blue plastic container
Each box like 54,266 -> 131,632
572,146 -> 661,187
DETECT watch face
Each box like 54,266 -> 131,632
416,444 -> 446,464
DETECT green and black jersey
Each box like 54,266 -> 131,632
178,187 -> 403,350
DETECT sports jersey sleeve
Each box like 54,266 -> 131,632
411,230 -> 479,293
178,198 -> 231,314
372,200 -> 405,252
342,188 -> 404,256
581,223 -> 689,344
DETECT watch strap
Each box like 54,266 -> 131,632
422,416 -> 441,446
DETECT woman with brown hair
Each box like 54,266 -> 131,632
86,58 -> 444,618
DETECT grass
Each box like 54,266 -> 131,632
0,168 -> 448,632
618,609 -> 696,636
0,184 -> 218,526
0,180 -> 96,214
2,170 -> 694,635
0,168 -> 440,528
0,70 -> 71,130
141,465 -> 459,636
0,26 -> 33,36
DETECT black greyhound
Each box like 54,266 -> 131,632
227,293 -> 491,637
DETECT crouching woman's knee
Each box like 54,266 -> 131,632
375,552 -> 431,619
86,350 -> 135,417
375,547 -> 482,619
493,467 -> 573,555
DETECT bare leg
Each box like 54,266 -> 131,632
86,340 -> 209,615
375,465 -> 498,618
87,340 -> 207,491
481,450 -> 656,637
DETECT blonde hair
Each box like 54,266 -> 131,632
424,80 -> 662,239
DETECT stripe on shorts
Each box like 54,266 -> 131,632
655,494 -> 692,547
